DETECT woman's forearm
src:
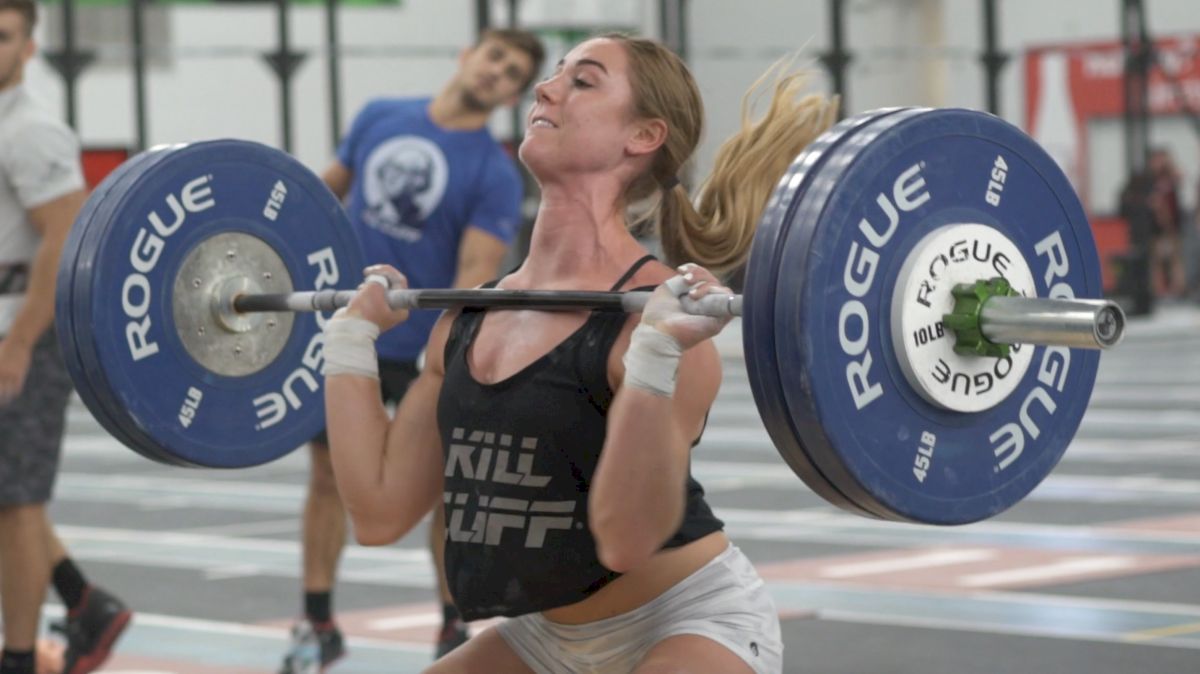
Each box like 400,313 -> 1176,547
325,373 -> 392,496
325,369 -> 446,545
590,387 -> 692,571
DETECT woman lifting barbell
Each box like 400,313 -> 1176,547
321,33 -> 837,674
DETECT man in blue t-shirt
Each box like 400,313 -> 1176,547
280,28 -> 544,673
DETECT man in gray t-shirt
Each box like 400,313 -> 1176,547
0,3 -> 131,673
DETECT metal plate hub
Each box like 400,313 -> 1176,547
890,224 -> 1036,412
173,231 -> 295,377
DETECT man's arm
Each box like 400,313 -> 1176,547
455,152 -> 524,289
323,161 -> 353,201
0,189 -> 87,404
450,227 -> 510,290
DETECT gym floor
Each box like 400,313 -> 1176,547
48,302 -> 1200,673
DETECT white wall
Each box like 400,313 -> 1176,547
686,0 -> 1200,213
21,0 -> 1200,214
26,0 -> 479,170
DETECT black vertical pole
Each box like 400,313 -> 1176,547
1120,0 -> 1154,314
659,0 -> 690,60
506,0 -> 522,153
659,0 -> 691,183
277,0 -> 293,152
475,0 -> 490,38
659,0 -> 681,55
820,0 -> 851,117
131,0 -> 148,151
980,0 -> 1008,115
42,0 -> 95,130
325,0 -> 342,152
1122,0 -> 1151,177
261,0 -> 307,153
61,0 -> 78,128
1121,0 -> 1133,173
678,0 -> 689,64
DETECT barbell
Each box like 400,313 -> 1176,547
55,107 -> 1122,525
231,280 -> 1122,350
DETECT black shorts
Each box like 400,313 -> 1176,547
310,358 -> 419,446
0,329 -> 73,506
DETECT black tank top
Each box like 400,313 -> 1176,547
437,255 -> 725,620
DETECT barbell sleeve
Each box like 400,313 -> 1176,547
978,296 -> 1125,350
231,289 -> 1121,350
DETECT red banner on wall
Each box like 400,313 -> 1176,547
81,147 -> 130,190
1025,36 -> 1200,291
1024,34 -> 1200,210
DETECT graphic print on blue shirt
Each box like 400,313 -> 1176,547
338,97 -> 523,361
361,135 -> 448,242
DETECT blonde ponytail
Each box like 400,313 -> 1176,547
609,35 -> 837,275
668,65 -> 838,274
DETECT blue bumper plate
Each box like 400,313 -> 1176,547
63,140 -> 364,468
768,109 -> 1101,524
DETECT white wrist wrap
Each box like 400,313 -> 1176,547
323,316 -> 380,379
622,323 -> 684,397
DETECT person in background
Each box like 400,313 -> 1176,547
278,27 -> 545,673
1147,147 -> 1185,298
0,2 -> 132,673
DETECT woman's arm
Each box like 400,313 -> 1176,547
591,339 -> 720,571
324,266 -> 451,545
590,265 -> 731,571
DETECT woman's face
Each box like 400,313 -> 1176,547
519,38 -> 651,181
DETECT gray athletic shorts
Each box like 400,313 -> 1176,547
496,545 -> 783,674
0,329 -> 72,506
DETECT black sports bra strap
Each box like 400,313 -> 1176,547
609,254 -> 658,291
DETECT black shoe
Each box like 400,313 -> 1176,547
279,619 -> 346,674
50,586 -> 132,674
434,620 -> 469,659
